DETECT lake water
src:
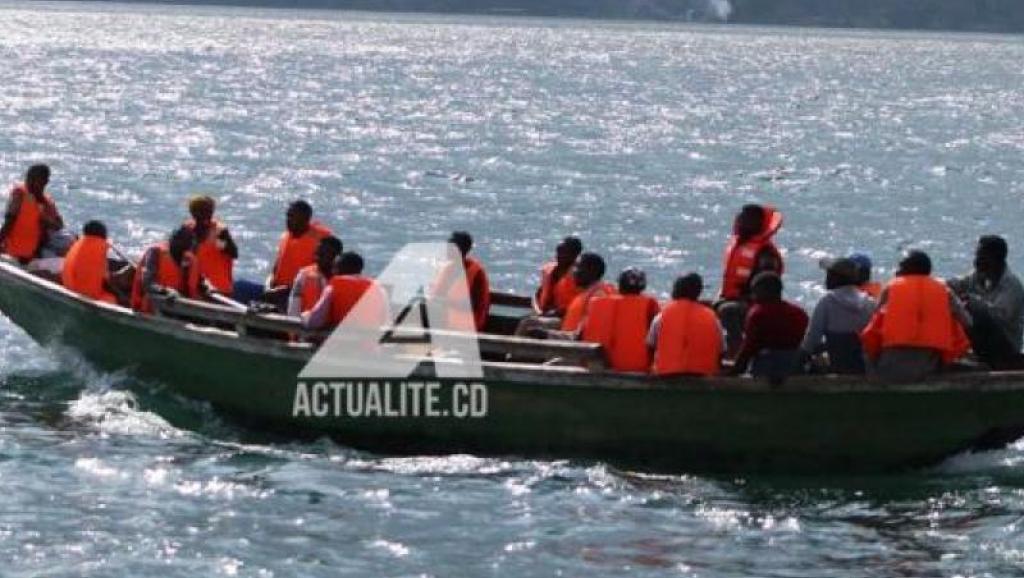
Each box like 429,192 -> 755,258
2,1 -> 1024,576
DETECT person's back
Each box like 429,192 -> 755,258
801,258 -> 875,374
861,251 -> 971,381
649,274 -> 723,377
303,252 -> 388,331
286,236 -> 342,317
580,270 -> 659,373
732,272 -> 808,382
62,221 -> 116,304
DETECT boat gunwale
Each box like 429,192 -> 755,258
4,258 -> 1024,395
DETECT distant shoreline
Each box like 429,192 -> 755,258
35,0 -> 1024,34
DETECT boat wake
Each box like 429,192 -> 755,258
936,439 -> 1024,476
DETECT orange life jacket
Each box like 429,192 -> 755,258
185,218 -> 234,294
130,243 -> 200,313
328,275 -> 387,328
435,256 -> 491,331
537,261 -> 581,316
4,184 -> 52,261
860,275 -> 969,364
652,299 -> 722,376
581,293 -> 660,373
720,207 -> 784,300
62,234 -> 116,304
296,264 -> 327,313
464,257 -> 490,331
859,281 -> 882,300
271,221 -> 332,288
561,281 -> 616,332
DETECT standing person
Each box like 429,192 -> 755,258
0,164 -> 64,263
184,195 -> 237,296
850,253 -> 882,299
579,268 -> 660,373
534,236 -> 583,317
62,221 -> 118,304
302,251 -> 388,331
947,236 -> 1024,369
265,200 -> 333,310
716,204 -> 785,356
799,258 -> 876,374
648,273 -> 724,377
130,226 -> 203,314
287,236 -> 342,317
433,231 -> 491,332
730,272 -> 808,383
860,250 -> 972,381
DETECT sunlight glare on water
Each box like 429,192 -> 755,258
1,1 -> 1024,576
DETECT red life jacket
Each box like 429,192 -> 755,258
580,293 -> 660,373
536,261 -> 581,316
720,207 -> 784,300
271,221 -> 332,288
62,234 -> 116,304
130,243 -> 200,313
652,299 -> 722,376
185,218 -> 234,294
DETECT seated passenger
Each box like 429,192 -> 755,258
730,272 -> 809,383
130,226 -> 203,314
648,273 -> 724,377
534,236 -> 583,317
861,250 -> 972,381
433,231 -> 490,332
0,164 -> 65,263
580,268 -> 660,373
287,236 -> 342,317
184,195 -> 238,296
947,236 -> 1024,369
265,200 -> 333,310
715,204 -> 785,356
62,220 -> 118,304
850,253 -> 882,299
560,252 -> 616,334
799,257 -> 876,374
302,252 -> 388,331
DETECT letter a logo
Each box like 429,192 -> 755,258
298,242 -> 484,380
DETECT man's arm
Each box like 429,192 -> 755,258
40,196 -> 62,231
948,291 -> 973,329
730,308 -> 762,374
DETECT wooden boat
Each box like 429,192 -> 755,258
1,256 -> 1023,475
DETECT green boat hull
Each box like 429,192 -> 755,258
2,260 -> 1024,474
